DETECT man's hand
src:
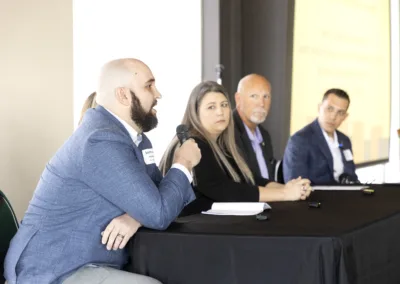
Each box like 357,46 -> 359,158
101,214 -> 142,250
299,177 -> 312,199
173,139 -> 201,171
283,177 -> 312,201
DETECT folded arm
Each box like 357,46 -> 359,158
82,130 -> 194,230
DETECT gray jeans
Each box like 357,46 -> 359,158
63,265 -> 162,284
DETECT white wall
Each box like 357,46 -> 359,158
73,0 -> 202,163
0,0 -> 73,219
356,0 -> 400,184
386,0 -> 400,182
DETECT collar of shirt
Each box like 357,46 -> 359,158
104,108 -> 142,147
104,108 -> 192,183
242,122 -> 269,179
321,127 -> 339,148
243,122 -> 263,144
320,124 -> 344,182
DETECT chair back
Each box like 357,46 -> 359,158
275,160 -> 284,184
0,190 -> 19,283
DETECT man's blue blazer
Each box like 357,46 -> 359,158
4,106 -> 194,283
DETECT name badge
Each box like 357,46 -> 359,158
343,149 -> 353,161
142,149 -> 156,165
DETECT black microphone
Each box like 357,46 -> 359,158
339,173 -> 360,185
176,124 -> 189,145
176,124 -> 197,184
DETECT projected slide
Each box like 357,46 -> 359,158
291,0 -> 390,165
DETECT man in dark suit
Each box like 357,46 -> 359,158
234,74 -> 276,181
283,88 -> 358,185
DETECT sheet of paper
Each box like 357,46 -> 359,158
313,185 -> 368,191
202,210 -> 265,216
201,202 -> 271,216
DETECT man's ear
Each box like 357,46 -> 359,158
115,87 -> 130,106
343,113 -> 349,121
234,92 -> 240,107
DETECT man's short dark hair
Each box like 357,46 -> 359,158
322,88 -> 350,105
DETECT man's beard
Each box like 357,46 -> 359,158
250,111 -> 267,124
130,90 -> 158,132
239,105 -> 267,125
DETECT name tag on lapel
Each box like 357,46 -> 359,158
142,149 -> 155,165
343,149 -> 353,161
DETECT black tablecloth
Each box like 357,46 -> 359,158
127,185 -> 400,284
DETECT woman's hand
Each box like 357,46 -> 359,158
283,177 -> 312,201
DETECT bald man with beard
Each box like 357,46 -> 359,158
233,74 -> 277,181
4,58 -> 201,284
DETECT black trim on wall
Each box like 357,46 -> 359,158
202,0 -> 220,81
219,0 -> 243,105
356,159 -> 389,169
241,0 -> 295,158
212,0 -> 296,157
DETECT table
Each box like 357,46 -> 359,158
127,185 -> 400,284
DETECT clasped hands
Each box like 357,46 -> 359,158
284,176 -> 312,201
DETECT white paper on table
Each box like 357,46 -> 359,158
201,202 -> 271,216
313,185 -> 369,191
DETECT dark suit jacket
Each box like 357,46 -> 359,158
233,110 -> 276,181
181,137 -> 270,216
283,119 -> 358,185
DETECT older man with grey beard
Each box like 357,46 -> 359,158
233,74 -> 277,182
